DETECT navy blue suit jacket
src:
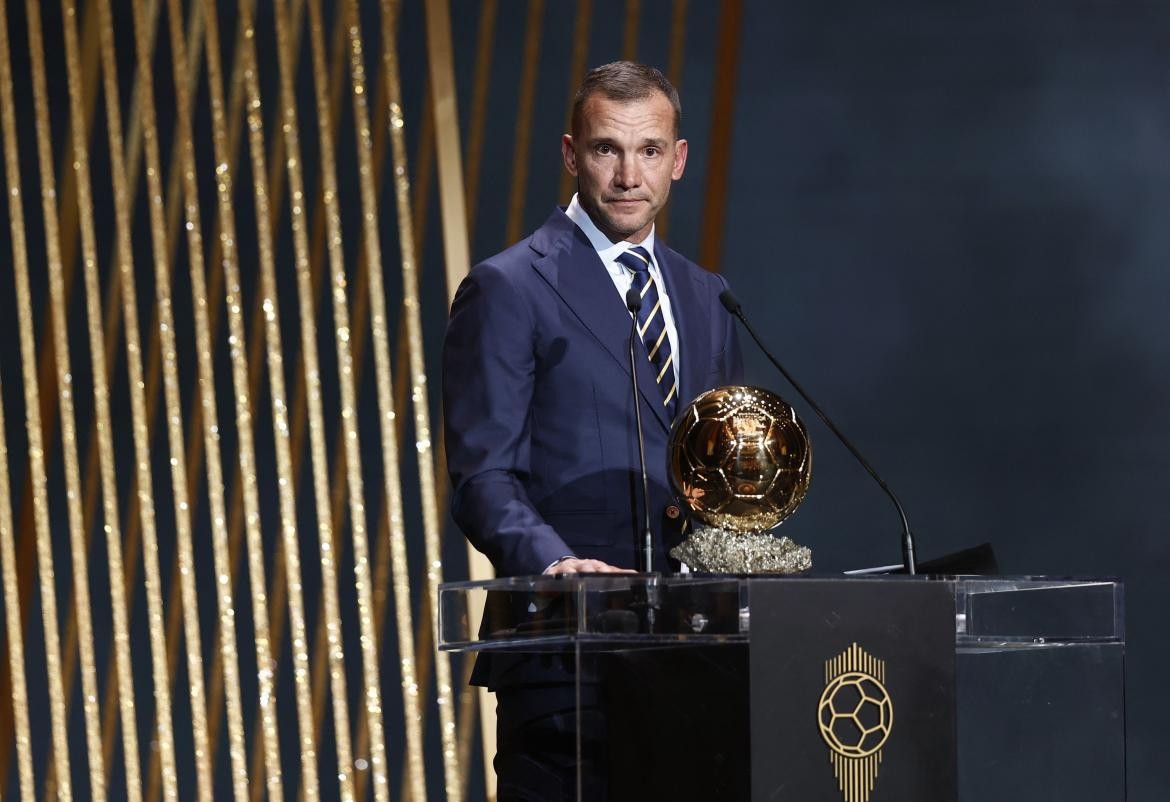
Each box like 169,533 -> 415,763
443,208 -> 743,577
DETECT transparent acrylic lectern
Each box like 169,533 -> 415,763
440,575 -> 1124,802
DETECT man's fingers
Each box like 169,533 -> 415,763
548,558 -> 636,575
550,558 -> 592,575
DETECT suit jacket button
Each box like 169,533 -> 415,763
665,505 -> 681,519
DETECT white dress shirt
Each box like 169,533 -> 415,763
565,194 -> 681,385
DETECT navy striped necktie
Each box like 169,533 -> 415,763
616,245 -> 678,420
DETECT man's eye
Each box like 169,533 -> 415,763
644,147 -> 659,157
596,144 -> 614,155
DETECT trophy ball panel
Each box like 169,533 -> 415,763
681,416 -> 736,470
676,468 -> 734,514
668,385 -> 812,534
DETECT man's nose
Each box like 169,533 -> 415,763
614,154 -> 641,189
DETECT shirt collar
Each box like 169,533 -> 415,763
566,193 -> 657,269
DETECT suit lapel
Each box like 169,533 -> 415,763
530,210 -> 672,431
656,241 -> 712,413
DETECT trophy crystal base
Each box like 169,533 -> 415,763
670,526 -> 812,574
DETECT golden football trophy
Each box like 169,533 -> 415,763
667,385 -> 813,573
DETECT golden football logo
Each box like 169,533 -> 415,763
818,643 -> 893,802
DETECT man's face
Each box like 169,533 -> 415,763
562,91 -> 688,244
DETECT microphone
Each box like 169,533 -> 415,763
626,287 -> 654,574
719,289 -> 919,574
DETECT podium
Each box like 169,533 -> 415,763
440,575 -> 1125,801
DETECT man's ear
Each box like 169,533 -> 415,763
672,139 -> 688,181
561,134 -> 578,176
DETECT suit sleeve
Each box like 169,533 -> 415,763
442,261 -> 574,576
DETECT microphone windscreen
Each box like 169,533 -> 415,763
626,287 -> 643,312
718,289 -> 741,314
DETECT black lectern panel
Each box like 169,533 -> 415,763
957,644 -> 1125,801
749,579 -> 957,802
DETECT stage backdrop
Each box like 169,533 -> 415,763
0,1 -> 1166,801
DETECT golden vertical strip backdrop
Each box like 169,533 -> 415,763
505,0 -> 545,246
161,1 -> 298,796
654,0 -> 688,240
153,0 -> 253,796
176,6 -> 278,790
0,11 -> 36,797
462,0 -> 497,245
227,1 -> 318,786
197,0 -> 285,797
104,0 -> 185,792
380,0 -> 455,797
95,0 -> 206,793
24,0 -> 106,796
373,9 -> 431,802
343,0 -> 394,798
622,0 -> 641,61
118,3 -> 194,801
5,0 -> 74,795
62,0 -> 155,797
0,12 -> 99,693
0,0 -> 121,777
699,0 -> 743,272
115,0 -> 203,787
234,1 -> 321,797
424,0 -> 476,308
304,0 -> 364,796
89,0 -> 157,795
40,0 -> 102,778
431,3 -> 500,783
421,1 -> 487,795
91,0 -> 175,779
270,0 -> 359,797
557,0 -> 592,204
298,6 -> 356,778
299,1 -> 359,797
0,376 -> 35,802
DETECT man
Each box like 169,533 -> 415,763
443,62 -> 743,799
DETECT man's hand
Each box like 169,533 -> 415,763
544,557 -> 635,575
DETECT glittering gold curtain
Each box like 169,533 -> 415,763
0,0 -> 470,798
0,0 -> 724,799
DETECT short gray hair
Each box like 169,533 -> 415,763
571,61 -> 681,137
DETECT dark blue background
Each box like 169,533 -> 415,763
719,3 -> 1170,797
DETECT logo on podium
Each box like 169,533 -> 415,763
818,643 -> 894,802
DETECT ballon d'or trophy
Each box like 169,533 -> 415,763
668,386 -> 813,573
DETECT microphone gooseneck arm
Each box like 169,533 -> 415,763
719,290 -> 918,574
626,287 -> 654,573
